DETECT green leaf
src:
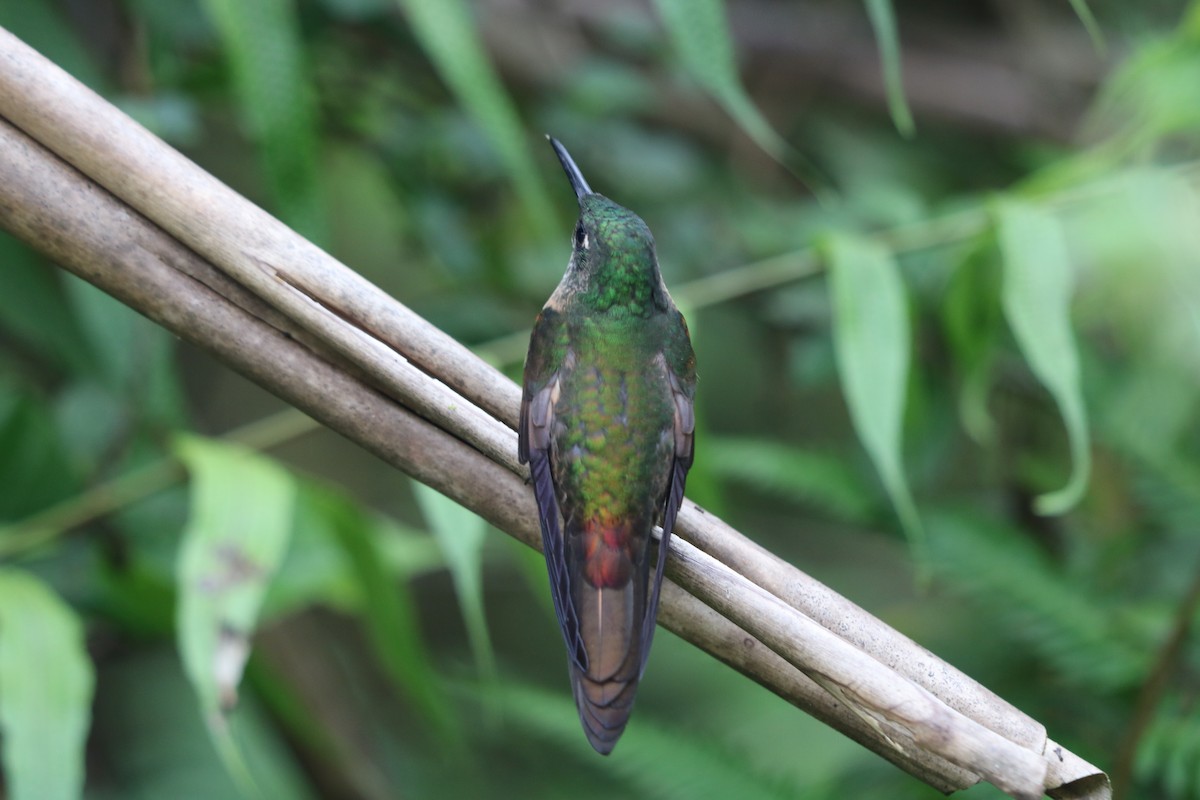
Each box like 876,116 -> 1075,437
863,0 -> 915,137
494,681 -> 798,800
316,486 -> 458,741
0,0 -> 105,89
1082,19 -> 1200,159
395,0 -> 555,239
825,234 -> 925,557
1101,354 -> 1199,466
174,433 -> 296,778
318,0 -> 389,20
55,274 -> 186,427
62,275 -> 154,391
260,480 -> 445,620
0,569 -> 95,800
57,272 -> 184,431
0,235 -> 91,376
705,437 -> 873,522
1071,170 -> 1200,373
414,483 -> 497,689
201,0 -> 327,243
941,240 -> 1002,445
1136,696 -> 1200,800
995,200 -> 1091,515
1066,0 -> 1106,54
652,0 -> 788,160
927,511 -> 1148,691
0,393 -> 79,524
92,649 -> 316,800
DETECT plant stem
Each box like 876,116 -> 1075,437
1111,552 -> 1200,797
0,408 -> 317,560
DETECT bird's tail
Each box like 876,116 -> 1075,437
568,582 -> 645,754
566,517 -> 653,755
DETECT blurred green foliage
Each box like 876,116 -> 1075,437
1,0 -> 1200,798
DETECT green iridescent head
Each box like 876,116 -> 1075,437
547,137 -> 659,294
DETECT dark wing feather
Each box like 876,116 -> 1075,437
527,446 -> 586,668
520,311 -> 588,670
638,363 -> 696,674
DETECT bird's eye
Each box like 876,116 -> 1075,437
574,224 -> 588,250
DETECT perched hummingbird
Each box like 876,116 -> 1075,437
519,137 -> 696,754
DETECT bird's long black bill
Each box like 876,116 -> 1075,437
547,136 -> 593,201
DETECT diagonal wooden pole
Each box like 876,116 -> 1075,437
0,26 -> 1107,800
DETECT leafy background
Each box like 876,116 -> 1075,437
1,0 -> 1199,798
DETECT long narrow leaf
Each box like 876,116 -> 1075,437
826,234 -> 924,556
175,433 -> 296,793
941,241 -> 1004,446
863,0 -> 915,137
0,569 -> 94,800
0,236 -> 91,375
1066,0 -> 1106,54
395,0 -> 555,239
705,437 -> 874,522
995,200 -> 1091,515
202,0 -> 327,243
320,488 -> 459,741
495,681 -> 798,799
414,483 -> 496,688
652,0 -> 788,160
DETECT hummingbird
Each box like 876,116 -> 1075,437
518,137 -> 696,755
